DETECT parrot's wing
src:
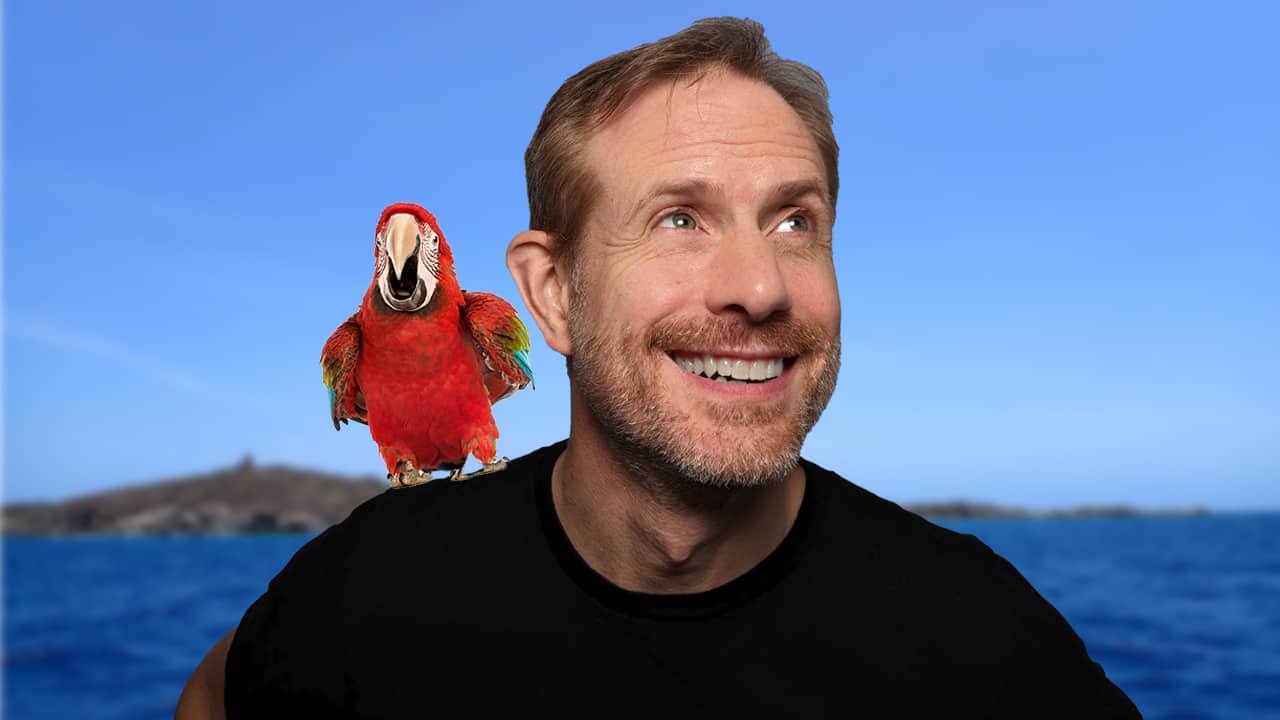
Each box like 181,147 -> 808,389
321,314 -> 368,429
463,291 -> 534,404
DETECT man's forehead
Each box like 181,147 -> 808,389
584,71 -> 828,209
594,72 -> 813,153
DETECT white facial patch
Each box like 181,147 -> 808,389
376,213 -> 438,312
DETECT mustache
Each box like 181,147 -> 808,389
647,314 -> 830,356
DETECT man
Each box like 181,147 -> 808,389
179,17 -> 1140,718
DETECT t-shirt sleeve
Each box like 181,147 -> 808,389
974,545 -> 1143,719
224,526 -> 350,717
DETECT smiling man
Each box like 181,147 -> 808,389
180,17 -> 1140,718
508,61 -> 843,597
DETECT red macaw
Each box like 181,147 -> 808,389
321,202 -> 533,487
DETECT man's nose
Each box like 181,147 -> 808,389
703,228 -> 792,322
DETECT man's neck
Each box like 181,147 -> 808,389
551,431 -> 806,595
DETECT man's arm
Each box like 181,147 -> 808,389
175,629 -> 235,720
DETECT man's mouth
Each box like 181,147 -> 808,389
669,353 -> 787,385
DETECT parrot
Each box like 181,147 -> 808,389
321,202 -> 533,488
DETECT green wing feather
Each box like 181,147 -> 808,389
320,314 -> 367,429
463,291 -> 534,404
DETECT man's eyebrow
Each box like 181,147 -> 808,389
625,179 -> 728,223
764,178 -> 831,211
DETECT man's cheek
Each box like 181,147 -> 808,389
629,258 -> 704,310
786,268 -> 840,324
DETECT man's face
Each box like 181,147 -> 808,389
569,70 -> 841,487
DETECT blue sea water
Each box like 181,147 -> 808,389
4,514 -> 1279,719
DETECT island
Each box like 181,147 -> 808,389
3,456 -> 385,536
2,457 -> 1210,537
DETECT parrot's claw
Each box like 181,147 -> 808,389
455,457 -> 510,481
387,458 -> 510,487
387,466 -> 432,489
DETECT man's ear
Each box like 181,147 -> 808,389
507,230 -> 571,356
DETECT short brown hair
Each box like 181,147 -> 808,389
525,17 -> 839,265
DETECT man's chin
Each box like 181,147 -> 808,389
619,419 -> 805,489
579,359 -> 831,489
667,450 -> 801,489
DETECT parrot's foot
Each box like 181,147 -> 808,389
455,457 -> 510,481
386,459 -> 508,487
387,466 -> 433,489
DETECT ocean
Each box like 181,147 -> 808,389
4,514 -> 1278,719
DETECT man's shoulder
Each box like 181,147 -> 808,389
798,456 -> 1052,619
274,442 -> 562,578
797,458 -> 1139,715
800,457 -> 985,557
354,442 -> 556,521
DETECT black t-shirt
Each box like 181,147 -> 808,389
225,441 -> 1141,718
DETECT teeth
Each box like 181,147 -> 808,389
674,354 -> 786,382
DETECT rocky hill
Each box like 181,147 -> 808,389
904,500 -> 1207,520
3,456 -> 386,536
2,458 -> 1209,536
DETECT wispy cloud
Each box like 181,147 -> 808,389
12,166 -> 263,239
5,310 -> 258,405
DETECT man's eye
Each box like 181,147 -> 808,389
776,215 -> 809,233
657,212 -> 698,230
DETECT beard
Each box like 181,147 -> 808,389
567,292 -> 840,490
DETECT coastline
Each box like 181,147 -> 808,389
3,457 -> 1213,537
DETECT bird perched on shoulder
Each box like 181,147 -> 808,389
321,202 -> 533,487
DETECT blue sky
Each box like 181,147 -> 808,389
5,1 -> 1277,509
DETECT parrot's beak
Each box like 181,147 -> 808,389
387,228 -> 419,293
378,213 -> 437,312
